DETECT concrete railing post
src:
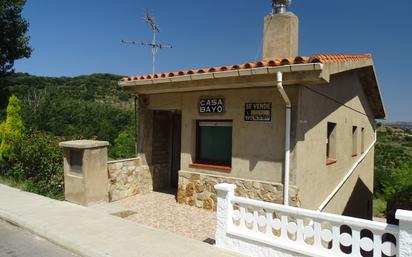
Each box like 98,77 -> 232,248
396,209 -> 412,257
214,183 -> 236,248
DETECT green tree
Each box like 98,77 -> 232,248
109,126 -> 136,159
0,0 -> 32,76
0,95 -> 24,159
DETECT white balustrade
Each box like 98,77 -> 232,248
215,183 -> 412,257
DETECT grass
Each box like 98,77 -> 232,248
0,176 -> 30,191
0,176 -> 64,200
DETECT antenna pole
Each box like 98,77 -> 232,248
152,26 -> 157,75
121,10 -> 172,76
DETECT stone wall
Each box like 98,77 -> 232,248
108,158 -> 152,202
177,170 -> 300,211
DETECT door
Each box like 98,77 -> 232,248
170,113 -> 181,189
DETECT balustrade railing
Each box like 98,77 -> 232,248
215,183 -> 412,257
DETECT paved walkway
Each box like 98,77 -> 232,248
112,191 -> 216,242
0,184 -> 245,257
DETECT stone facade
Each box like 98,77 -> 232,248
108,158 -> 152,202
177,170 -> 300,211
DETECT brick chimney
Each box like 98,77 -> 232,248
263,1 -> 298,59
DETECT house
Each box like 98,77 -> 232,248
118,2 -> 385,219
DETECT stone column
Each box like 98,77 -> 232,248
396,210 -> 412,257
59,140 -> 109,206
214,183 -> 236,248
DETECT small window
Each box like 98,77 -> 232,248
69,149 -> 83,173
352,126 -> 358,156
361,128 -> 365,154
326,122 -> 337,164
196,121 -> 232,167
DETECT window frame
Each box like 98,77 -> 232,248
326,122 -> 337,165
195,120 -> 233,167
352,126 -> 359,157
361,127 -> 365,154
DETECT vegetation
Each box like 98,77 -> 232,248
0,1 -> 136,199
0,73 -> 137,199
2,72 -> 136,155
0,0 -> 32,76
374,125 -> 412,218
0,95 -> 24,160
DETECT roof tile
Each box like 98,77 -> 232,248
121,54 -> 372,82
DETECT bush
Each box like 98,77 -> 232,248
109,126 -> 136,159
5,131 -> 64,199
386,185 -> 412,224
0,95 -> 24,160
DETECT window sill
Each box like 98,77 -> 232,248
190,163 -> 231,172
326,159 -> 337,166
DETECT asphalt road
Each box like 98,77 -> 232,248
0,219 -> 79,257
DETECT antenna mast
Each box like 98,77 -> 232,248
122,10 -> 172,75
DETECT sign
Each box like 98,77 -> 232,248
199,97 -> 225,114
244,102 -> 272,122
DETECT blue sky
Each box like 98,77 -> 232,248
14,0 -> 412,122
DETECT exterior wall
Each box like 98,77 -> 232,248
147,87 -> 299,184
295,71 -> 376,218
177,170 -> 300,211
107,158 -> 152,202
323,148 -> 374,218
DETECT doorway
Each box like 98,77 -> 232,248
151,110 -> 181,192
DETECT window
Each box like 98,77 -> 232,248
326,122 -> 337,164
352,126 -> 358,156
361,128 -> 365,154
196,121 -> 232,167
69,149 -> 83,173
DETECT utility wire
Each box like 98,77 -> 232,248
301,85 -> 375,119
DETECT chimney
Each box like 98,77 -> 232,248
263,0 -> 298,59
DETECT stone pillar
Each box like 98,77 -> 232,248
214,183 -> 236,248
263,12 -> 299,59
396,210 -> 412,257
59,140 -> 110,206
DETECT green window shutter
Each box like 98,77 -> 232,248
198,122 -> 232,165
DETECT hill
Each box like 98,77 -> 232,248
374,124 -> 412,217
0,73 -> 136,159
384,121 -> 412,131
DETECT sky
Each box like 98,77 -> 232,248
14,0 -> 412,122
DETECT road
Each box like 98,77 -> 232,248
0,219 -> 79,257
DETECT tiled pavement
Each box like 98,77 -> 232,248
113,190 -> 217,243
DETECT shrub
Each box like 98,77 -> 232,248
109,126 -> 136,159
0,95 -> 24,160
6,131 -> 64,199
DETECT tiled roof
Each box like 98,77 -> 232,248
120,54 -> 372,82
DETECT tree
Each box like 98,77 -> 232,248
0,95 -> 24,160
0,0 -> 32,77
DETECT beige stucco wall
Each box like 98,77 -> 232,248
147,87 -> 299,184
294,71 -> 375,217
140,70 -> 377,217
61,142 -> 109,206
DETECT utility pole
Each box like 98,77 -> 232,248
121,10 -> 173,75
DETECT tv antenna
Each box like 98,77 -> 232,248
122,10 -> 172,75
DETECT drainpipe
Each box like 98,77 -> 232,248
276,71 -> 291,206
